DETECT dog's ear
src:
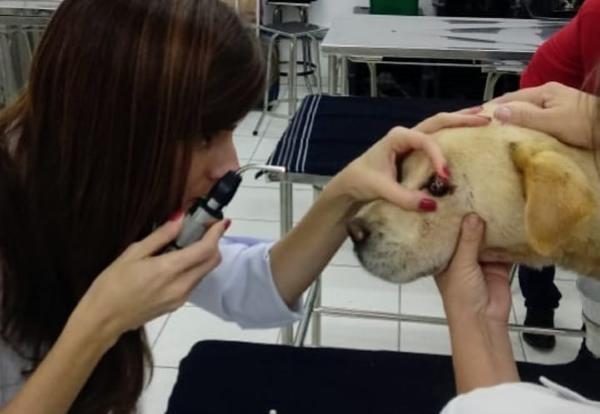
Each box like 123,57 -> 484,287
511,142 -> 596,256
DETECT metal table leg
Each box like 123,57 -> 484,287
294,280 -> 319,347
327,55 -> 338,95
340,56 -> 349,96
310,186 -> 323,346
279,180 -> 294,344
483,71 -> 502,101
367,61 -> 377,97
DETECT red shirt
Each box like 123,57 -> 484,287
520,0 -> 600,92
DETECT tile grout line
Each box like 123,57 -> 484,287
150,312 -> 172,349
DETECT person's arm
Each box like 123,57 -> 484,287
493,82 -> 598,149
1,313 -> 116,414
519,11 -> 581,89
1,216 -> 227,413
576,0 -> 600,83
435,215 -> 519,394
269,111 -> 491,307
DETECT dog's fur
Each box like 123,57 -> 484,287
351,104 -> 600,283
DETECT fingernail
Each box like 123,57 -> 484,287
495,106 -> 512,123
224,219 -> 232,231
476,115 -> 492,121
419,198 -> 437,212
465,214 -> 481,229
467,105 -> 484,112
442,165 -> 452,178
169,210 -> 184,222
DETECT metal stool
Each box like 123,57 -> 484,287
252,22 -> 327,135
0,4 -> 51,106
269,1 -> 313,24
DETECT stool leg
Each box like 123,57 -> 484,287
299,6 -> 309,23
273,5 -> 283,24
302,38 -> 314,95
311,34 -> 323,94
288,35 -> 298,117
253,33 -> 278,136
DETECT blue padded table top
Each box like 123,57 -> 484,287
267,94 -> 479,177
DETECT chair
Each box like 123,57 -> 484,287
252,1 -> 327,135
0,23 -> 46,106
269,0 -> 315,24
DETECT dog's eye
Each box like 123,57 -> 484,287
421,174 -> 453,197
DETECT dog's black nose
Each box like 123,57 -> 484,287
347,218 -> 371,245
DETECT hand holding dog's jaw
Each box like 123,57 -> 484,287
349,116 -> 600,284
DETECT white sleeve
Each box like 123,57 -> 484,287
441,380 -> 600,414
187,236 -> 304,329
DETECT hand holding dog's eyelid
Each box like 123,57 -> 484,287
386,128 -> 449,179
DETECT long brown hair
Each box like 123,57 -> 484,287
0,0 -> 264,412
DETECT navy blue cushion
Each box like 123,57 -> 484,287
267,95 -> 479,176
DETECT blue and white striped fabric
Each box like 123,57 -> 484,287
267,95 -> 478,176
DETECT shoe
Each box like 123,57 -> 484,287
523,308 -> 556,350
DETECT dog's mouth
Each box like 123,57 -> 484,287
355,247 -> 443,284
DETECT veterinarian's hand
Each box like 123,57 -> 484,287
413,106 -> 492,134
71,214 -> 227,345
493,82 -> 598,149
435,214 -> 512,326
327,110 -> 490,212
327,127 -> 449,212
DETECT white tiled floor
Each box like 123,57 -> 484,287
140,106 -> 587,413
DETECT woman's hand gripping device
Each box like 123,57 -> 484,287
168,164 -> 286,250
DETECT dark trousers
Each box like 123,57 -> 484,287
518,265 -> 562,310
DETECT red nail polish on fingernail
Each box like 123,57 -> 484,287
419,198 -> 437,212
224,219 -> 232,231
442,165 -> 452,178
169,210 -> 184,222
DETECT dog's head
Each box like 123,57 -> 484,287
349,116 -> 597,284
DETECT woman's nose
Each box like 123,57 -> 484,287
209,140 -> 241,179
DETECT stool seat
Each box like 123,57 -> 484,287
268,1 -> 313,7
261,21 -> 326,36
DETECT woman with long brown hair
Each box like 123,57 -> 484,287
0,0 -> 491,413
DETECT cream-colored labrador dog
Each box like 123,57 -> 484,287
349,104 -> 600,283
